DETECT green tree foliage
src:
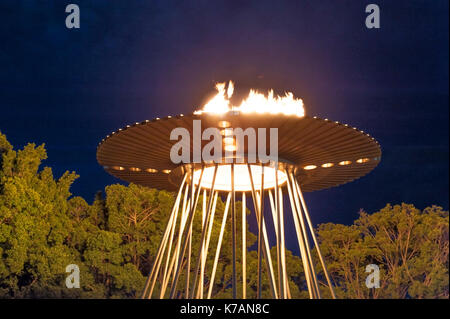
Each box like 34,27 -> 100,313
0,131 -> 78,297
0,131 -> 448,298
317,204 -> 449,299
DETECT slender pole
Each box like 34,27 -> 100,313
186,228 -> 192,297
256,167 -> 262,299
169,166 -> 205,299
242,192 -> 247,299
231,163 -> 237,299
191,165 -> 218,298
169,184 -> 190,288
185,169 -> 196,298
294,177 -> 336,299
274,167 -> 284,298
204,192 -> 219,262
289,173 -> 321,298
159,183 -> 184,298
285,170 -> 314,299
247,164 -> 277,299
148,202 -> 180,298
268,190 -> 278,237
270,186 -> 289,299
201,191 -> 219,296
141,173 -> 187,298
197,189 -> 207,299
207,193 -> 232,299
278,186 -> 289,298
254,191 -> 278,299
160,188 -> 191,296
268,189 -> 282,297
257,164 -> 265,298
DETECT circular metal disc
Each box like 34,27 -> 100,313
97,113 -> 381,192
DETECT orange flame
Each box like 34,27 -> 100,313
195,81 -> 304,117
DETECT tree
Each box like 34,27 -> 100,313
317,203 -> 449,299
105,184 -> 174,274
0,131 -> 79,297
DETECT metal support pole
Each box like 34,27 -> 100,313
200,191 -> 219,296
257,164 -> 265,298
160,186 -> 191,297
207,193 -> 232,299
231,163 -> 237,299
159,182 -> 184,298
274,167 -> 285,298
294,176 -> 336,299
255,192 -> 279,299
185,168 -> 196,298
279,186 -> 289,298
148,202 -> 180,298
247,164 -> 278,299
169,184 -> 190,288
270,182 -> 289,299
169,166 -> 205,298
141,173 -> 187,299
285,170 -> 315,299
242,192 -> 247,299
268,190 -> 282,298
289,172 -> 321,298
204,192 -> 219,263
191,165 -> 218,298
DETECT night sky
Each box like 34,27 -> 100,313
0,1 -> 448,233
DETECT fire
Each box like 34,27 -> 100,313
200,82 -> 231,115
195,81 -> 304,117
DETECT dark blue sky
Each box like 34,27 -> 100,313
0,1 -> 448,230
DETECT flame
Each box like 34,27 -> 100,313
227,80 -> 234,98
195,81 -> 304,117
200,82 -> 231,115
